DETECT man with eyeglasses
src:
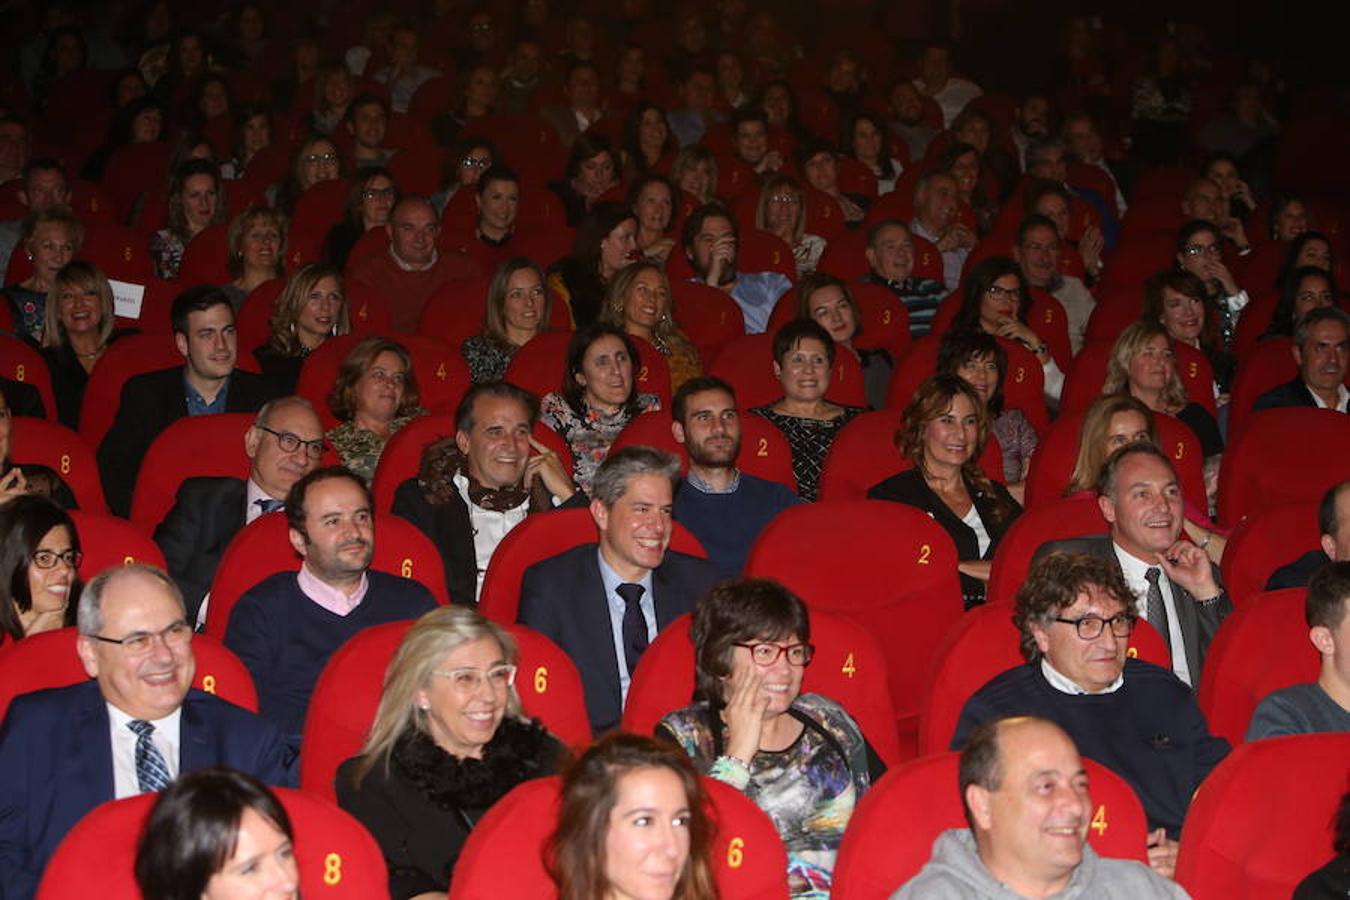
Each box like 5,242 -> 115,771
518,446 -> 719,733
154,396 -> 326,626
952,551 -> 1229,879
225,466 -> 436,755
0,564 -> 288,897
98,286 -> 276,517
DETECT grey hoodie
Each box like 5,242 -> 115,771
890,829 -> 1190,900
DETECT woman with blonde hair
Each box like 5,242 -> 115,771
327,336 -> 426,482
4,208 -> 83,343
338,606 -> 565,899
671,145 -> 718,206
223,207 -> 287,309
600,261 -> 701,391
253,263 -> 349,392
755,174 -> 825,277
40,261 -> 128,429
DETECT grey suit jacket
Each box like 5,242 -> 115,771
1033,535 -> 1231,684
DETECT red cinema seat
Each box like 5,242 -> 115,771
477,507 -> 706,625
887,335 -> 1049,433
817,409 -> 1003,502
177,222 -> 232,286
1220,500 -> 1322,606
121,277 -> 186,334
671,280 -> 746,361
610,408 -> 798,492
301,620 -> 591,802
1061,339 -> 1216,419
609,408 -> 685,465
68,511 -> 166,581
340,280 -> 395,337
815,229 -> 869,282
622,611 -> 904,766
7,418 -> 107,512
1026,288 -> 1072,371
709,333 -> 867,409
918,601 -> 1171,756
851,281 -> 912,363
416,274 -> 490,349
630,336 -> 674,408
77,333 -> 182,448
503,330 -> 574,400
234,277 -> 286,358
81,223 -> 155,284
203,511 -> 450,639
0,335 -> 57,421
1225,337 -> 1298,443
0,627 -> 257,723
101,142 -> 171,222
37,786 -> 386,900
1021,410 -> 1207,514
1175,733 -> 1350,900
295,333 -> 464,429
745,501 -> 963,757
449,775 -> 789,900
1217,408 -> 1350,526
1196,588 -> 1321,746
289,179 -> 351,263
984,496 -> 1109,608
737,228 -> 798,283
832,751 -> 1149,898
128,413 -> 254,531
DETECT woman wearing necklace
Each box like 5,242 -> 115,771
5,209 -> 81,344
254,263 -> 349,394
40,261 -> 134,430
338,607 -> 566,899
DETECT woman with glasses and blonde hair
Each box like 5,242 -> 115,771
0,496 -> 81,644
40,261 -> 129,429
338,606 -> 566,899
599,261 -> 701,391
253,263 -> 350,393
755,174 -> 825,277
461,258 -> 551,383
657,578 -> 882,898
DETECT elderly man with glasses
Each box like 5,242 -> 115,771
0,564 -> 289,898
951,550 -> 1229,879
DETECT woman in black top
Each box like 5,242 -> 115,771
40,261 -> 133,430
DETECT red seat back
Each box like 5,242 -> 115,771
177,222 -> 232,286
1220,500 -> 1322,606
502,330 -> 575,400
7,417 -> 107,512
1226,337 -> 1298,444
887,335 -> 1048,433
68,511 -> 166,582
128,413 -> 255,531
0,335 -> 57,421
234,277 -> 286,358
78,334 -> 183,447
1217,408 -> 1350,526
670,280 -> 746,361
984,497 -> 1110,607
709,333 -> 867,408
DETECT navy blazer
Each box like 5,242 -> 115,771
0,680 -> 289,898
1253,376 -> 1318,412
153,476 -> 249,625
517,543 -> 719,734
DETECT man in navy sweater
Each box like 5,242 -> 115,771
952,551 -> 1229,881
671,376 -> 799,577
225,466 -> 437,756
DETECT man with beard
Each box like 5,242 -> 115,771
888,80 -> 939,162
684,203 -> 791,334
671,376 -> 799,576
225,467 -> 437,755
1010,95 -> 1050,170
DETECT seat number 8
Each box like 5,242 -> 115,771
323,852 -> 343,885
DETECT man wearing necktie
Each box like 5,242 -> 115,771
0,565 -> 288,898
155,396 -> 326,626
519,446 -> 720,733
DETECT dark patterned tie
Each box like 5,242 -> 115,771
127,719 -> 173,793
617,582 -> 648,676
1145,567 -> 1172,650
255,498 -> 284,515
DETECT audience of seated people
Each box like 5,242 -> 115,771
3,8 -> 1350,896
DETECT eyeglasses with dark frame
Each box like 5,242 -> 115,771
255,424 -> 326,459
89,620 -> 194,654
1051,613 -> 1137,640
31,548 -> 83,569
733,642 -> 815,667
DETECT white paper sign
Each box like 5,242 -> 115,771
109,279 -> 145,319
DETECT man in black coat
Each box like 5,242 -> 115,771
1268,480 -> 1350,590
1254,307 -> 1350,413
0,375 -> 44,419
154,396 -> 326,624
97,286 -> 274,517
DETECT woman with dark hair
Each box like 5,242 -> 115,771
540,323 -> 660,491
430,139 -> 493,215
756,174 -> 825,277
461,258 -> 551,382
939,141 -> 995,235
760,79 -> 809,143
1269,192 -> 1311,243
327,336 -> 427,482
935,330 -> 1036,488
5,208 -> 82,343
548,132 -> 621,226
40,261 -> 131,429
657,578 -> 881,897
629,175 -> 677,263
1277,231 -> 1335,286
1264,266 -> 1338,341
1174,219 -> 1248,349
547,201 -> 638,328
309,63 -> 355,136
869,374 -> 1021,606
81,95 -> 167,183
751,319 -> 865,501
1204,152 -> 1255,222
1129,34 -> 1193,165
600,261 -> 701,391
0,495 -> 81,643
255,263 -> 349,392
32,27 -> 87,113
950,256 -> 1064,402
188,73 -> 232,133
150,159 -> 225,279
621,101 -> 677,180
1144,269 -> 1235,398
339,606 -> 565,898
219,105 -> 273,181
431,65 -> 499,148
223,207 -> 286,309
549,732 -> 717,900
323,167 -> 399,269
843,111 -> 904,196
272,135 -> 341,216
797,273 -> 892,410
135,768 -> 298,900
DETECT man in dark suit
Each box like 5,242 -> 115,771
518,446 -> 720,733
154,396 -> 326,624
1254,307 -> 1350,413
392,381 -> 582,606
1268,480 -> 1349,590
97,285 -> 274,517
0,564 -> 288,897
1034,444 -> 1231,688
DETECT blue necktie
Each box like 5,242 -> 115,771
127,719 -> 173,793
617,583 -> 648,676
256,498 -> 284,514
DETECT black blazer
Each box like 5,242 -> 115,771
517,543 -> 720,733
1033,534 -> 1232,684
41,329 -> 135,429
96,366 -> 274,517
0,375 -> 44,418
1253,377 -> 1319,412
153,476 -> 249,624
867,468 -> 1021,606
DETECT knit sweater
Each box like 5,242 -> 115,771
673,473 -> 799,577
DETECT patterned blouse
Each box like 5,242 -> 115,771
991,407 -> 1038,483
751,404 -> 864,501
539,392 -> 660,492
658,694 -> 874,899
148,229 -> 186,280
327,409 -> 427,483
461,335 -> 518,384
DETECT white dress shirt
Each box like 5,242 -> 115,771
597,549 -> 656,708
1112,541 -> 1192,686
